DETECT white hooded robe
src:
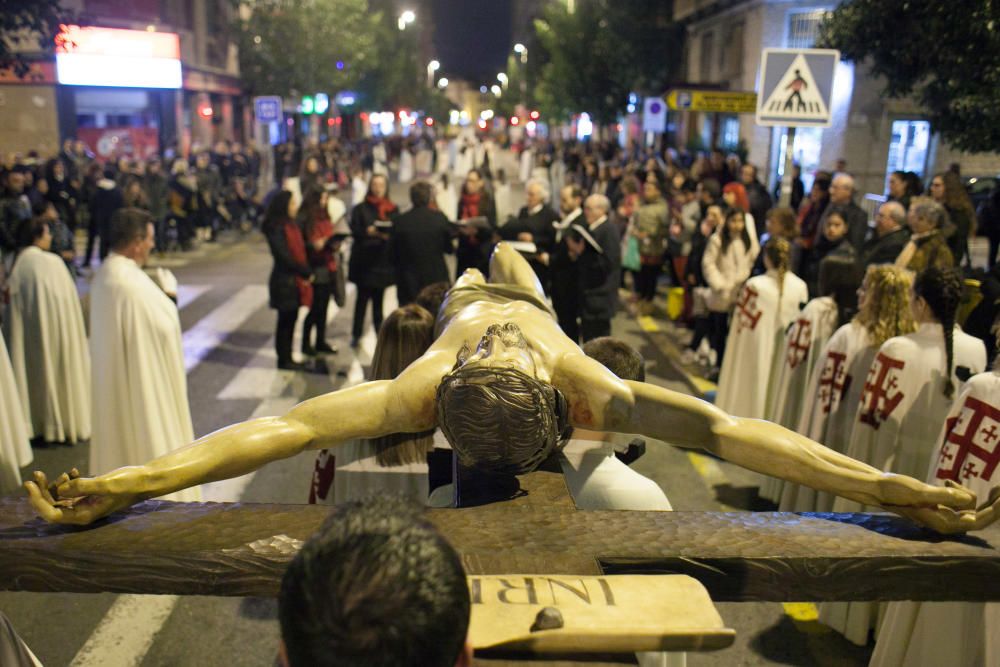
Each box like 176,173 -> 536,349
871,370 -> 1000,667
0,327 -> 31,494
759,296 -> 839,502
88,253 -> 201,502
4,246 -> 90,443
820,323 -> 986,645
715,270 -> 808,418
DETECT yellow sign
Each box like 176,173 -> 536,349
665,89 -> 757,113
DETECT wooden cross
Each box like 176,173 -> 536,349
1,467 -> 999,603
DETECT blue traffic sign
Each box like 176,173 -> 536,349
755,49 -> 839,127
254,96 -> 282,123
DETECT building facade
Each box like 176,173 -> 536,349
675,0 -> 1000,196
0,0 -> 243,160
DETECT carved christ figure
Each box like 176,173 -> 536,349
27,243 -> 999,533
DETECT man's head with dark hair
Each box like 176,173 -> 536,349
410,180 -> 433,208
415,281 -> 451,317
15,216 -> 50,250
279,496 -> 471,667
436,322 -> 570,474
582,337 -> 645,382
109,207 -> 155,265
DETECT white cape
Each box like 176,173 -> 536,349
872,370 -> 1000,667
4,246 -> 90,443
780,321 -> 876,512
820,323 -> 986,645
88,254 -> 200,502
716,270 -> 808,418
398,149 -> 414,183
759,296 -> 838,502
0,327 -> 31,495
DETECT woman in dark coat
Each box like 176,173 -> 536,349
455,168 -> 497,275
298,186 -> 339,356
348,173 -> 397,347
263,190 -> 313,371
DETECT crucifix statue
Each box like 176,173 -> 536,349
25,242 -> 1000,533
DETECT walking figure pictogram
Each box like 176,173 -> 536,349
783,70 -> 808,112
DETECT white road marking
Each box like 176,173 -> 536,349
175,284 -> 210,310
182,285 -> 268,371
69,594 -> 180,667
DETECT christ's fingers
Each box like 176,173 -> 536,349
24,482 -> 64,524
32,471 -> 56,506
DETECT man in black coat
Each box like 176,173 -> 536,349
499,178 -> 559,292
861,201 -> 910,268
547,184 -> 585,342
740,163 -> 772,237
565,194 -> 621,342
393,181 -> 453,306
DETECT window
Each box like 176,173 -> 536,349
720,22 -> 744,78
884,120 -> 931,193
785,9 -> 830,49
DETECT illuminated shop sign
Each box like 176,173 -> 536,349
56,25 -> 182,89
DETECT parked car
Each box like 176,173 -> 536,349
966,175 -> 999,211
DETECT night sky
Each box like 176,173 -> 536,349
430,0 -> 512,86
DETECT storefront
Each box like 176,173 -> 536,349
55,25 -> 183,161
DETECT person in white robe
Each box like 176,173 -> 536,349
821,266 -> 987,646
435,174 -> 457,222
397,144 -> 414,184
0,327 -> 31,495
372,142 -> 388,177
780,265 -> 917,513
88,208 -> 200,503
716,238 -> 808,419
760,255 -> 859,502
309,304 -> 436,506
4,218 -> 90,444
871,367 -> 1000,667
519,145 -> 534,183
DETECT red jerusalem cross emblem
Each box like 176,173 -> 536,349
817,350 -> 849,415
935,396 -> 1000,484
786,318 -> 812,369
858,352 -> 906,429
734,285 -> 762,333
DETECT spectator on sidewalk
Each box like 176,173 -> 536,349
393,181 -> 453,306
861,201 -> 910,268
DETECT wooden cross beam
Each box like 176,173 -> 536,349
1,469 -> 999,602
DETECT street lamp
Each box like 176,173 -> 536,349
437,77 -> 449,89
398,9 -> 415,30
490,84 -> 502,97
497,72 -> 508,89
513,42 -> 527,64
427,59 -> 440,88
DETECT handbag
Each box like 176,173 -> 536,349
622,235 -> 641,272
333,252 -> 347,307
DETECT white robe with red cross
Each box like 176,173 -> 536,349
759,296 -> 839,503
715,270 -> 808,419
778,320 -> 876,513
819,323 -> 987,646
871,370 -> 1000,667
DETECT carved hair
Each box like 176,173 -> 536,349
854,265 -> 916,348
914,266 -> 965,398
436,365 -> 570,475
367,305 -> 436,466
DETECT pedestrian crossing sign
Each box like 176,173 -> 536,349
755,48 -> 839,127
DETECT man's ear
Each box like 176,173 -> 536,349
277,639 -> 290,667
454,639 -> 474,667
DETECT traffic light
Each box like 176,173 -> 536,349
301,96 -> 315,115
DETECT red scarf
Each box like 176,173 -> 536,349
283,220 -> 313,307
308,216 -> 338,272
366,194 -> 397,221
460,191 -> 481,220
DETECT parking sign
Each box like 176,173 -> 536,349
254,96 -> 282,124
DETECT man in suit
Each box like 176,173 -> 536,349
499,178 -> 560,291
861,201 -> 910,268
393,181 -> 453,305
545,184 -> 585,342
565,194 -> 621,341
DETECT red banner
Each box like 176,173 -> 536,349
77,127 -> 160,161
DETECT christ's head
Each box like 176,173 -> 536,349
436,323 -> 569,475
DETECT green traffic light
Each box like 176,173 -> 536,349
302,96 -> 315,115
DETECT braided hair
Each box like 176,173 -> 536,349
914,266 -> 964,398
763,236 -> 791,300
